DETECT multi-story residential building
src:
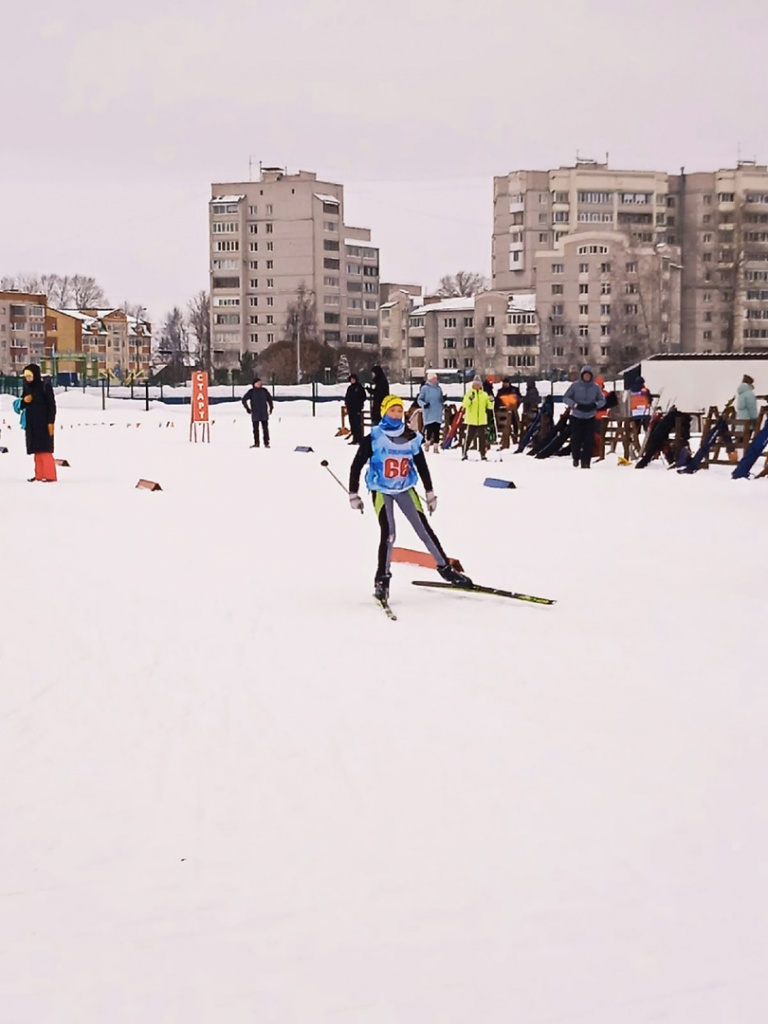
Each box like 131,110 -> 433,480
208,168 -> 379,373
46,308 -> 151,379
493,159 -> 768,362
493,161 -> 670,292
407,292 -> 539,378
535,232 -> 681,376
0,290 -> 47,374
670,162 -> 768,353
379,283 -> 422,379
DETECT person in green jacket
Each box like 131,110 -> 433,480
461,376 -> 494,460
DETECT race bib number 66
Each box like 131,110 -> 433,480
384,457 -> 411,479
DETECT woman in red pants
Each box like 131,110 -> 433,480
21,363 -> 57,482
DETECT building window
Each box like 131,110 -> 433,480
266,297 -> 274,307
215,240 -> 240,252
485,316 -> 495,327
443,317 -> 457,328
601,282 -> 611,295
248,205 -> 258,215
464,317 -> 474,327
578,327 -> 589,338
249,297 -> 258,307
248,223 -> 258,234
718,193 -> 735,203
267,333 -> 274,344
249,315 -> 258,325
552,325 -> 565,336
600,262 -> 611,273
552,263 -> 564,274
619,192 -> 651,204
443,357 -> 458,368
248,242 -> 258,252
551,284 -> 564,295
578,190 -> 612,204
579,262 -> 589,274
579,304 -> 589,316
551,304 -> 564,315
463,337 -> 475,348
539,233 -> 549,243
553,191 -> 569,203
486,336 -> 496,348
601,325 -> 610,337
553,345 -> 565,356
266,315 -> 273,324
442,337 -> 456,349
553,211 -> 569,223
579,284 -> 589,295
625,303 -> 639,315
600,304 -> 611,316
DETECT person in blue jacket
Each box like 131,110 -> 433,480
416,371 -> 445,453
563,366 -> 606,469
349,394 -> 471,601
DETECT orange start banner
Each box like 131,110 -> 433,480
192,371 -> 209,422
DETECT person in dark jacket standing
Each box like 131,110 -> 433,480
241,377 -> 274,448
369,364 -> 389,425
20,363 -> 57,482
344,373 -> 367,445
563,365 -> 606,469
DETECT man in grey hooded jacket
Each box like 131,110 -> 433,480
563,366 -> 606,468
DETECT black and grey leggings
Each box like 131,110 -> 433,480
374,489 -> 448,579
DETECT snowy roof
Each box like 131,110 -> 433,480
345,239 -> 377,250
314,193 -> 340,204
410,297 -> 474,316
211,195 -> 245,203
646,352 -> 768,360
379,301 -> 397,310
507,292 -> 537,313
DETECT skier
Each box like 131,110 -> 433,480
369,364 -> 389,425
461,376 -> 494,460
18,363 -> 57,482
348,394 -> 472,602
563,366 -> 606,468
344,373 -> 367,445
417,371 -> 445,453
241,377 -> 274,448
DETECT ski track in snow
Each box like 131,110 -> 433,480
0,392 -> 766,1023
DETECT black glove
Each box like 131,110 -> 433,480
575,402 -> 597,413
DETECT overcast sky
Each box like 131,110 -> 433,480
1,0 -> 766,323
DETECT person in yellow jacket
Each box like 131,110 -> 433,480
461,376 -> 494,460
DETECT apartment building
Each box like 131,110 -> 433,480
493,159 -> 768,360
407,292 -> 539,378
209,168 -> 379,372
669,163 -> 768,353
46,308 -> 151,378
536,232 -> 681,376
0,290 -> 47,374
379,283 -> 422,379
493,161 -> 670,292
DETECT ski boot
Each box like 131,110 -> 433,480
373,572 -> 391,602
436,562 -> 473,588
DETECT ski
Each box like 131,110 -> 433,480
411,580 -> 555,606
374,596 -> 398,620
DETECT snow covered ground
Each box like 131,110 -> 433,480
0,393 -> 766,1023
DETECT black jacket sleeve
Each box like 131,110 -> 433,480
414,449 -> 433,492
266,389 -> 274,413
242,388 -> 252,412
44,382 -> 56,424
349,436 -> 373,493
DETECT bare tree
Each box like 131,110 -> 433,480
0,271 -> 106,308
187,290 -> 211,372
436,271 -> 489,297
283,283 -> 318,345
71,275 -> 107,308
156,307 -> 190,382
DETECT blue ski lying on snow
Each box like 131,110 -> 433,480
412,580 -> 555,606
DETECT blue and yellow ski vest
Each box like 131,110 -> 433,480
365,425 -> 423,494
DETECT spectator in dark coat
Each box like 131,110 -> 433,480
21,363 -> 57,482
345,373 -> 367,445
369,364 -> 389,425
521,380 -> 540,431
241,377 -> 274,448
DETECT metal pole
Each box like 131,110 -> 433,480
101,377 -> 106,411
297,320 -> 301,384
145,379 -> 150,413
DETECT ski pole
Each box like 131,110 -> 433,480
320,459 -> 363,512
